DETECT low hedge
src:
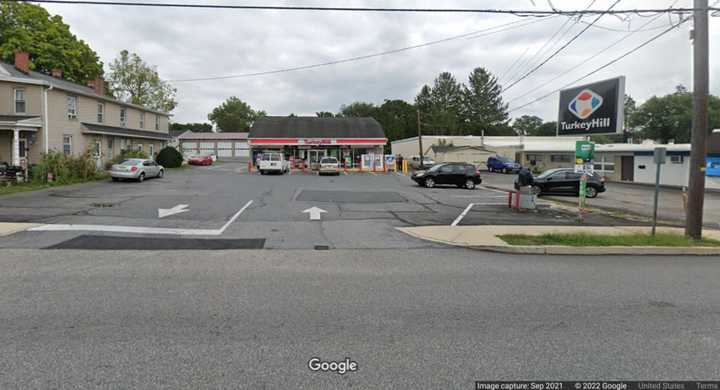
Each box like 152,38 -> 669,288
155,146 -> 184,168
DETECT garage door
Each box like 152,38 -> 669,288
198,142 -> 215,155
217,142 -> 233,157
234,141 -> 249,157
181,142 -> 198,153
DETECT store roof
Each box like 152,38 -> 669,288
249,116 -> 385,139
178,131 -> 249,140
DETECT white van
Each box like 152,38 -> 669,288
259,152 -> 290,175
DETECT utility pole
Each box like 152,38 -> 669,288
417,110 -> 424,170
686,0 -> 709,239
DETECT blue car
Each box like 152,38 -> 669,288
487,156 -> 521,173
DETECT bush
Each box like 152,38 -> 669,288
105,149 -> 149,170
155,146 -> 184,168
33,150 -> 104,185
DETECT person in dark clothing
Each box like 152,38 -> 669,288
517,167 -> 534,187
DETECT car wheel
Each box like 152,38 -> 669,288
425,178 -> 435,188
138,173 -> 145,183
465,179 -> 476,190
158,169 -> 164,178
586,186 -> 598,198
531,185 -> 542,196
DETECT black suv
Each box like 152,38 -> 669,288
515,168 -> 606,198
411,162 -> 482,190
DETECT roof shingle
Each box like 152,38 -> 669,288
249,116 -> 385,139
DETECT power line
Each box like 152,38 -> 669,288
502,0 -> 622,92
507,17 -> 689,114
505,0 -> 678,106
502,0 -> 595,84
168,17 -> 554,82
9,0 -> 716,15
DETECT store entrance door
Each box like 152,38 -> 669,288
309,149 -> 326,170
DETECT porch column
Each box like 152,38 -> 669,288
12,129 -> 20,166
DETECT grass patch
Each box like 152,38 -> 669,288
0,174 -> 108,196
498,233 -> 720,247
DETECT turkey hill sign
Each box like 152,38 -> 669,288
557,76 -> 625,136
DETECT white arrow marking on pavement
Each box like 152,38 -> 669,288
303,206 -> 327,221
158,204 -> 190,218
30,200 -> 253,236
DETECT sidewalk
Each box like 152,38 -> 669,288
0,223 -> 37,236
398,225 -> 720,255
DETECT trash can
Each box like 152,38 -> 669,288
518,186 -> 537,210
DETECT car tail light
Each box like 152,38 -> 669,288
476,169 -> 482,176
130,166 -> 138,172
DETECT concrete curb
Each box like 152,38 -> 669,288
397,225 -> 720,256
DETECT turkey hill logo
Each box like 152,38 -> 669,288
568,89 -> 603,120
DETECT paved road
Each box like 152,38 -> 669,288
481,172 -> 720,227
0,248 -> 718,388
0,162 -> 637,250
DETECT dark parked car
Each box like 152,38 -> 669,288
411,162 -> 482,190
514,168 -> 606,198
487,156 -> 521,173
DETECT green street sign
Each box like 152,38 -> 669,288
575,141 -> 595,162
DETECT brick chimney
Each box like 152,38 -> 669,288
51,68 -> 63,78
87,76 -> 105,96
14,51 -> 30,73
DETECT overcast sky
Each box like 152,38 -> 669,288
40,0 -> 719,124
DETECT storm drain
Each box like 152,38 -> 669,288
314,245 -> 330,250
47,235 -> 265,250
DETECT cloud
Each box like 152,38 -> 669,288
41,0 -> 716,124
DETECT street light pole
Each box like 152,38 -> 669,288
686,0 -> 709,239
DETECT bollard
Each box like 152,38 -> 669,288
508,191 -> 512,208
515,190 -> 521,210
248,161 -> 252,173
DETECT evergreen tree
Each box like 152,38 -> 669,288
461,67 -> 509,135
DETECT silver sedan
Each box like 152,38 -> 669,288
110,159 -> 164,182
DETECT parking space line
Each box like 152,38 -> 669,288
451,203 -> 475,227
29,200 -> 254,236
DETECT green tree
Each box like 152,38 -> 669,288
338,102 -> 377,117
629,86 -> 720,143
461,67 -> 509,135
106,50 -> 177,112
316,111 -> 335,118
208,97 -> 266,132
512,115 -> 543,136
0,1 -> 103,83
169,122 -> 213,132
427,72 -> 463,135
373,99 -> 416,142
533,121 -> 558,136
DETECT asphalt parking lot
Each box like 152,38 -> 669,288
0,162 -> 641,250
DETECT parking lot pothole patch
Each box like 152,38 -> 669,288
91,202 -> 114,208
314,245 -> 330,250
47,235 -> 266,250
296,190 -> 407,203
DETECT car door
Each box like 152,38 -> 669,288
543,171 -> 568,194
435,164 -> 454,184
565,172 -> 582,194
451,164 -> 468,185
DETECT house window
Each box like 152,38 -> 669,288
140,112 -> 145,128
149,144 -> 154,157
550,154 -> 572,163
136,144 -> 143,152
670,155 -> 684,164
63,135 -> 73,156
97,102 -> 104,123
18,138 -> 27,158
120,108 -> 127,127
67,96 -> 78,118
14,89 -> 26,113
155,114 -> 160,130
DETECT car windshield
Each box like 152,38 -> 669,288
536,169 -> 566,178
427,164 -> 445,172
321,158 -> 337,164
119,159 -> 142,166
